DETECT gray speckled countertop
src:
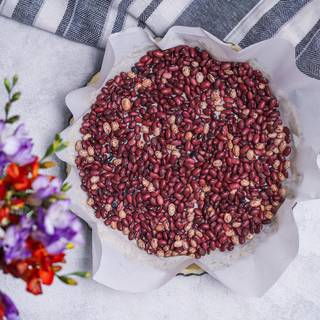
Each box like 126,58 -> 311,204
0,16 -> 320,320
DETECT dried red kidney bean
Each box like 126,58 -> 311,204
76,45 -> 292,258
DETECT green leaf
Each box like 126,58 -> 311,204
12,74 -> 19,86
55,142 -> 68,153
57,275 -> 78,286
42,144 -> 55,159
6,115 -> 20,124
55,134 -> 62,144
52,194 -> 68,202
13,191 -> 30,197
61,182 -> 72,192
4,78 -> 11,94
5,190 -> 13,202
42,135 -> 68,160
67,271 -> 92,279
11,91 -> 21,102
5,102 -> 11,117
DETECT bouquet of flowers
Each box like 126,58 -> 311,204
0,76 -> 87,320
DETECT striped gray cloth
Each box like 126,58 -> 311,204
0,0 -> 319,79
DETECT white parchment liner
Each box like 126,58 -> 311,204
57,27 -> 320,296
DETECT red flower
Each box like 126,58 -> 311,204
5,158 -> 39,192
0,181 -> 6,200
0,158 -> 39,222
3,238 -> 65,295
31,159 -> 39,178
0,208 -> 9,223
39,269 -> 54,286
6,163 -> 30,191
27,277 -> 42,295
0,302 -> 4,320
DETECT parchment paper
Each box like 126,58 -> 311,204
57,27 -> 320,296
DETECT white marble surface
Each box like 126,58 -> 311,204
0,16 -> 320,320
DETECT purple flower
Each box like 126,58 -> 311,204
0,153 -> 7,175
10,125 -> 35,165
31,176 -> 62,199
0,291 -> 20,320
35,200 -> 83,254
0,227 -> 5,240
1,216 -> 33,264
0,121 -> 35,174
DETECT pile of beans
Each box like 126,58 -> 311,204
75,45 -> 291,258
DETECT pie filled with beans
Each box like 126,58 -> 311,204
75,45 -> 291,258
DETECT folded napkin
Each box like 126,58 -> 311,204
0,0 -> 319,79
